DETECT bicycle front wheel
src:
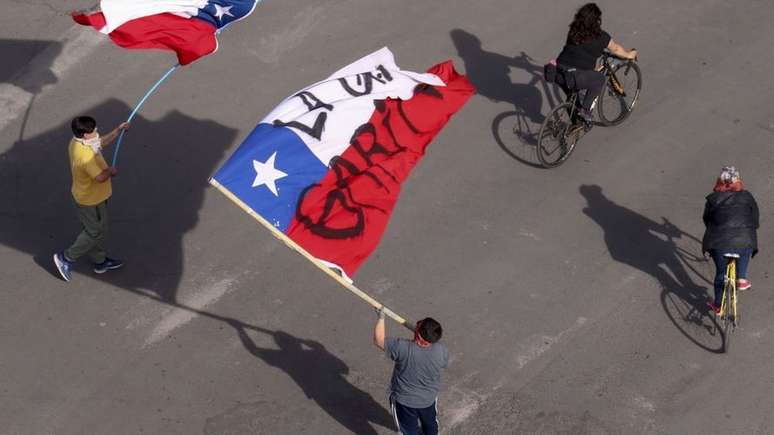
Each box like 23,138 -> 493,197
722,311 -> 733,353
598,61 -> 642,126
537,103 -> 580,168
721,283 -> 734,353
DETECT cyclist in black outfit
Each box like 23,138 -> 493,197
556,3 -> 637,121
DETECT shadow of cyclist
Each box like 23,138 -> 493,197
579,184 -> 722,353
451,29 -> 565,165
451,29 -> 546,123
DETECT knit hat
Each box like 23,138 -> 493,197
719,166 -> 740,183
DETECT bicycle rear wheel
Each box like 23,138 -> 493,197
597,61 -> 642,126
537,103 -> 580,168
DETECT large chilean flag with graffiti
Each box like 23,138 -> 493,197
73,0 -> 260,65
211,48 -> 474,279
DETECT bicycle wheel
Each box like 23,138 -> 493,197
722,314 -> 733,353
597,61 -> 642,126
721,283 -> 734,353
537,103 -> 580,168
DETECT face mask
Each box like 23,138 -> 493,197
79,134 -> 102,153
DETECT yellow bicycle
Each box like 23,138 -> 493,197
718,253 -> 739,353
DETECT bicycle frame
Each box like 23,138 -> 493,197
564,93 -> 581,119
537,52 -> 639,168
719,257 -> 737,323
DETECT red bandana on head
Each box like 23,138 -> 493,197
414,325 -> 431,347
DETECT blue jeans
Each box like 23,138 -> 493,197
390,396 -> 438,435
710,249 -> 752,305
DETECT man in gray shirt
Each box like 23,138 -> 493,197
373,308 -> 449,435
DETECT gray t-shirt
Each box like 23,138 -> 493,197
385,337 -> 449,408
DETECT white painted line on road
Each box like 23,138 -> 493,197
51,28 -> 105,77
0,26 -> 104,133
445,386 -> 487,429
143,277 -> 236,347
518,228 -> 540,240
246,5 -> 324,64
633,395 -> 656,413
514,316 -> 587,369
0,84 -> 32,133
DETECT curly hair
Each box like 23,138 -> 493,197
568,3 -> 603,45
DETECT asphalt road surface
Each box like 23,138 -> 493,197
2,1 -> 774,434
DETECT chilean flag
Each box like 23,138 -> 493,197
72,0 -> 259,65
211,48 -> 475,280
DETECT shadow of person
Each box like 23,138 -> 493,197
0,39 -> 63,145
451,29 -> 555,124
0,98 -> 237,303
579,185 -> 722,353
230,322 -> 394,435
0,38 -> 61,93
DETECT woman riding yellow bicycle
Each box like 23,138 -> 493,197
702,166 -> 760,314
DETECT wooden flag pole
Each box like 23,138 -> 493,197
209,179 -> 415,331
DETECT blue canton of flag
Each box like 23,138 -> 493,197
212,124 -> 328,231
195,0 -> 260,28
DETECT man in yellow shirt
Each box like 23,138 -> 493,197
54,116 -> 129,282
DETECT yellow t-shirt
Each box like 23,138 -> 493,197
68,138 -> 111,206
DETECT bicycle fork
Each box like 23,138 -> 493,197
608,72 -> 626,97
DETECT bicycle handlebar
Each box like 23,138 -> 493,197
603,49 -> 637,62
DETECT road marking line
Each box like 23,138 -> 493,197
0,26 -> 104,133
143,278 -> 236,347
515,317 -> 587,369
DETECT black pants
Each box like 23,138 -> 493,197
391,397 -> 438,435
565,69 -> 606,111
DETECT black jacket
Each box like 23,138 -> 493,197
702,190 -> 759,255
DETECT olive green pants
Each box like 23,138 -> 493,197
64,200 -> 108,264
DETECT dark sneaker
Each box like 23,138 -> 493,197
53,252 -> 73,282
93,257 -> 124,274
737,279 -> 752,291
578,108 -> 594,123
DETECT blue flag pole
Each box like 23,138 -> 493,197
111,64 -> 180,166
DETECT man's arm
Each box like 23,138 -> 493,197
94,166 -> 118,183
83,154 -> 118,183
373,307 -> 386,351
607,39 -> 637,60
99,122 -> 130,149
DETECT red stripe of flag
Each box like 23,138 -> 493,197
72,11 -> 217,65
286,61 -> 475,277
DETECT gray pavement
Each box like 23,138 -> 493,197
2,1 -> 774,434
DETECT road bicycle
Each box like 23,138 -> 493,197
537,52 -> 642,168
